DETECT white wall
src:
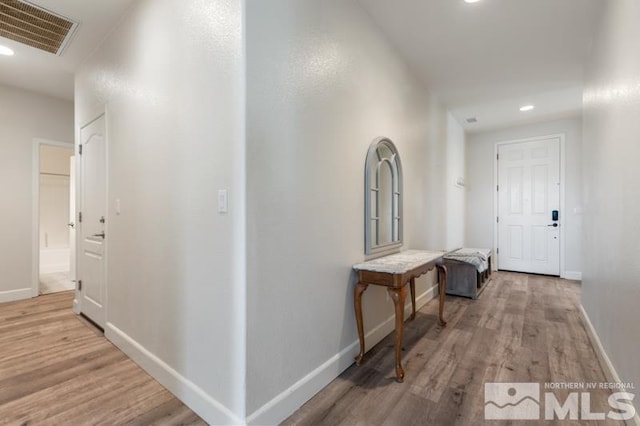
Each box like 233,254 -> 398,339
0,84 -> 73,302
581,0 -> 640,412
466,116 -> 583,276
445,112 -> 466,251
246,0 -> 451,422
74,0 -> 245,423
40,144 -> 73,175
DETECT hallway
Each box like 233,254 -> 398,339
284,272 -> 621,425
0,0 -> 638,423
0,292 -> 203,425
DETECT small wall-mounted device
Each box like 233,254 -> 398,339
552,210 -> 559,221
218,190 -> 228,214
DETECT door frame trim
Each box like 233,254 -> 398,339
74,111 -> 108,321
32,138 -> 75,298
493,133 -> 566,277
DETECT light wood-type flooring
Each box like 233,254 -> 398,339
0,291 -> 205,425
284,272 -> 623,426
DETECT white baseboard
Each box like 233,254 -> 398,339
246,284 -> 439,425
105,322 -> 243,425
563,271 -> 582,281
0,288 -> 33,304
579,305 -> 640,426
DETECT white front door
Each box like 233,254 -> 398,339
497,137 -> 560,275
79,115 -> 107,327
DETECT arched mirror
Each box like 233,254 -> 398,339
365,137 -> 403,255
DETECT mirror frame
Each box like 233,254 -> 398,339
364,137 -> 403,255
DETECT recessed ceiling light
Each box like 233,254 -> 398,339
520,105 -> 535,112
0,45 -> 14,56
464,0 -> 481,3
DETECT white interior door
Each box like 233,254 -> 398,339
79,115 -> 107,327
69,157 -> 76,282
498,137 -> 560,275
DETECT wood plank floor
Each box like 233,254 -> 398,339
283,272 -> 623,426
0,291 -> 205,425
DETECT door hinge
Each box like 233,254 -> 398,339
497,153 -> 499,160
497,248 -> 499,254
497,216 -> 499,223
79,144 -> 83,155
497,185 -> 499,191
79,212 -> 83,223
78,280 -> 82,291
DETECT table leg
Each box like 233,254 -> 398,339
409,278 -> 416,320
437,264 -> 448,326
354,282 -> 369,365
387,285 -> 407,382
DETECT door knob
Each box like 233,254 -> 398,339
547,223 -> 558,227
68,222 -> 75,228
92,232 -> 106,238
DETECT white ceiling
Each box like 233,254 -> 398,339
0,0 -> 135,100
358,0 -> 602,132
0,0 -> 602,131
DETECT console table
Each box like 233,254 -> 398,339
353,250 -> 447,382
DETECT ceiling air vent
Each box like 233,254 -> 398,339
466,117 -> 478,124
0,0 -> 78,55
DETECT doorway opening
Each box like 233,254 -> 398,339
33,140 -> 75,295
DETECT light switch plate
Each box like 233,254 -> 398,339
218,190 -> 228,214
